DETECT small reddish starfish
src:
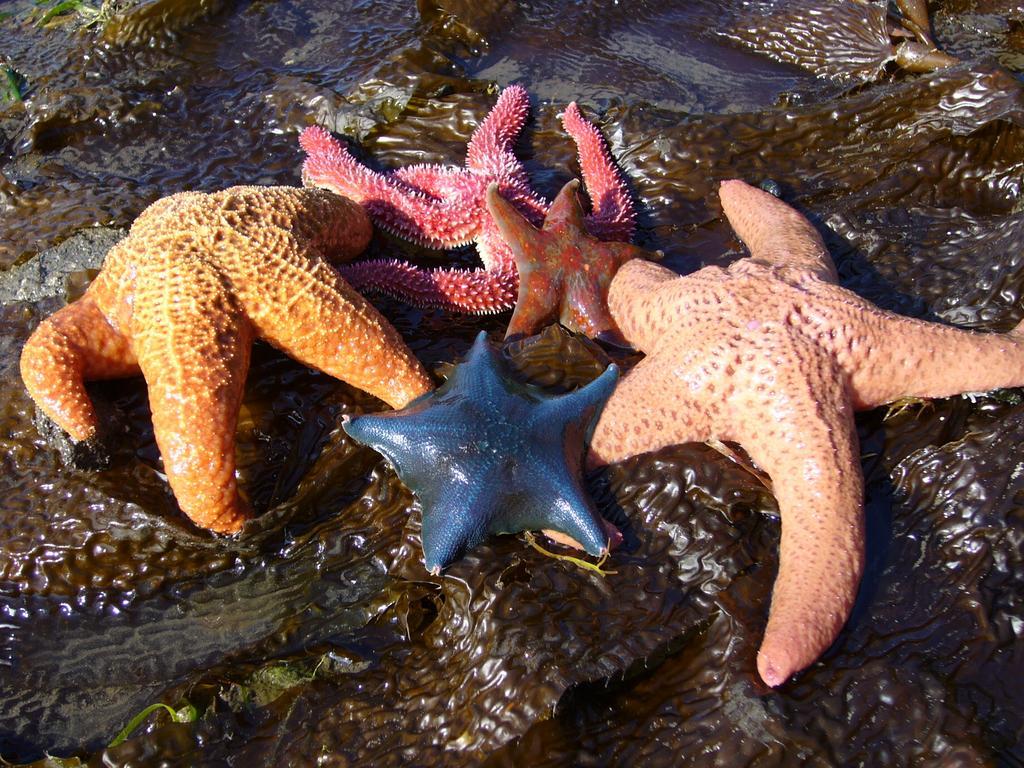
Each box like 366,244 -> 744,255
486,178 -> 652,343
299,84 -> 635,315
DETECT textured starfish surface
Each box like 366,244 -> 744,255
588,179 -> 1024,688
299,84 -> 635,316
20,186 -> 433,534
343,331 -> 619,574
486,178 -> 654,343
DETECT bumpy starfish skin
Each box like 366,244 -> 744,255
589,179 -> 1024,687
344,331 -> 619,573
299,84 -> 635,315
486,179 -> 653,342
21,186 -> 433,534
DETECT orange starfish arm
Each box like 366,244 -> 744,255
234,229 -> 433,410
597,258 -> 683,351
588,353 -> 713,467
132,259 -> 254,534
20,294 -> 139,442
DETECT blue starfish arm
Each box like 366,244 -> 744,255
341,408 -> 473,482
509,461 -> 610,556
530,363 -> 620,442
447,331 -> 513,400
421,461 -> 608,572
421,479 -> 496,574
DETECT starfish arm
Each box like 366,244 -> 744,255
562,271 -> 623,341
719,179 -> 839,283
391,165 -> 467,199
516,468 -> 610,556
420,479 -> 492,574
233,233 -> 433,410
484,182 -> 560,334
536,363 -> 620,437
604,259 -> 685,351
465,84 -> 531,175
833,302 -> 1024,409
20,293 -> 139,442
299,126 -> 479,249
504,269 -> 561,339
542,179 -> 588,232
340,260 -> 518,314
267,187 -> 373,263
132,264 -> 253,534
588,353 -> 714,468
726,342 -> 864,688
479,187 -> 538,275
343,408 -> 467,483
561,102 -> 636,242
486,182 -> 545,246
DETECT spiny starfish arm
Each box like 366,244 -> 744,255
588,353 -> 714,468
466,84 -> 531,175
834,302 -> 1024,410
728,343 -> 864,688
20,293 -> 139,442
339,259 -> 518,314
299,126 -> 479,249
133,267 -> 254,535
392,164 -> 467,198
562,101 -> 636,242
719,179 -> 839,283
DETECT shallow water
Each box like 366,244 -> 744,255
2,0 -> 1024,764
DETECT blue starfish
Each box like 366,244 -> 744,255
343,331 -> 620,574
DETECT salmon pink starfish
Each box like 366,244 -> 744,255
589,179 -> 1024,688
299,85 -> 635,315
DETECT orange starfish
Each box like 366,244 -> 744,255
20,186 -> 433,534
589,179 -> 1024,687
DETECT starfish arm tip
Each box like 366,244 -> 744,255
298,124 -> 336,155
555,510 -> 609,557
756,651 -> 789,688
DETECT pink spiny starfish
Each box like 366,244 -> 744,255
298,84 -> 635,314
